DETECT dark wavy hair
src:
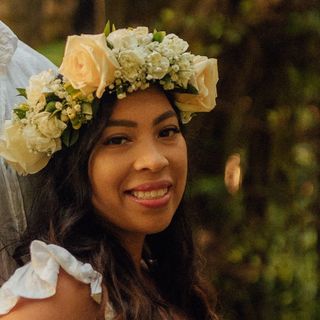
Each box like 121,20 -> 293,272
15,89 -> 219,320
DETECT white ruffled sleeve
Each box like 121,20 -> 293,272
0,240 -> 103,315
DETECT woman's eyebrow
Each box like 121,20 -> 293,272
107,119 -> 137,127
153,110 -> 177,126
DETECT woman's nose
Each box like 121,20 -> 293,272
133,142 -> 169,172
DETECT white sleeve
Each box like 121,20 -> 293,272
0,240 -> 103,315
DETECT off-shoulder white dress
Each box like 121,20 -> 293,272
0,240 -> 115,319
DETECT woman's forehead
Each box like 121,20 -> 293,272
110,88 -> 175,120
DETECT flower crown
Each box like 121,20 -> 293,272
0,24 -> 218,175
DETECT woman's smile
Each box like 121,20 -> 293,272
125,180 -> 173,208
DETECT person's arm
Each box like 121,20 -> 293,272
0,270 -> 100,320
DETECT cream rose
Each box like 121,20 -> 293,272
59,33 -> 119,98
33,112 -> 67,139
174,56 -> 218,115
0,121 -> 51,175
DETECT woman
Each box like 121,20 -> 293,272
0,26 -> 219,319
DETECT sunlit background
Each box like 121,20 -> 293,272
1,1 -> 320,319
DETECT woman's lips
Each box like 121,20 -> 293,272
125,181 -> 172,208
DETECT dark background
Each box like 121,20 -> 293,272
2,0 -> 320,318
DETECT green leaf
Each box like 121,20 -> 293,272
104,21 -> 116,37
13,108 -> 27,119
106,40 -> 114,49
104,20 -> 111,37
187,83 -> 199,94
65,85 -> 78,96
46,93 -> 58,103
71,117 -> 81,130
173,84 -> 199,94
61,126 -> 79,147
16,88 -> 27,98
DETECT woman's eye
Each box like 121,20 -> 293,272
159,127 -> 181,138
104,136 -> 129,145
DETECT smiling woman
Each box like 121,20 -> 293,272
89,88 -> 188,249
0,25 -> 219,320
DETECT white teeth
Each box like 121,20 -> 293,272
132,188 -> 168,200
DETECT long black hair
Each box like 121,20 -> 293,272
15,89 -> 219,320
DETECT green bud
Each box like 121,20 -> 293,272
153,30 -> 166,43
82,102 -> 92,115
45,101 -> 57,113
71,117 -> 81,130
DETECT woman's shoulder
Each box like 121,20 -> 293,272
0,240 -> 103,319
0,270 -> 100,320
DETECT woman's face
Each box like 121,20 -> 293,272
89,87 -> 188,240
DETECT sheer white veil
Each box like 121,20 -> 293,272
0,21 -> 58,283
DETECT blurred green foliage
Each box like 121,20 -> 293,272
35,1 -> 320,318
37,41 -> 65,66
156,1 -> 320,319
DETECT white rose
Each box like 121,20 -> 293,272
118,49 -> 145,82
26,69 -> 55,107
0,121 -> 51,175
132,27 -> 149,38
107,29 -> 138,49
33,112 -> 67,139
23,125 -> 61,154
59,33 -> 119,98
147,52 -> 170,79
132,27 -> 152,45
161,34 -> 189,56
107,27 -> 149,49
174,56 -> 218,115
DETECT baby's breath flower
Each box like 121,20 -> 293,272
74,104 -> 81,112
117,93 -> 127,99
55,102 -> 63,110
67,107 -> 76,120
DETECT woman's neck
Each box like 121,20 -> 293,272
119,233 -> 145,274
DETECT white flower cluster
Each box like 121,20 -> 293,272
106,28 -> 195,98
16,70 -> 65,156
0,25 -> 219,175
0,70 -> 95,174
18,70 -> 95,154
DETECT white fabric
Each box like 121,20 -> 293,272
0,21 -> 57,283
0,20 -> 57,130
0,240 -> 103,315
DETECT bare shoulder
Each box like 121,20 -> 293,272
0,270 -> 100,320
